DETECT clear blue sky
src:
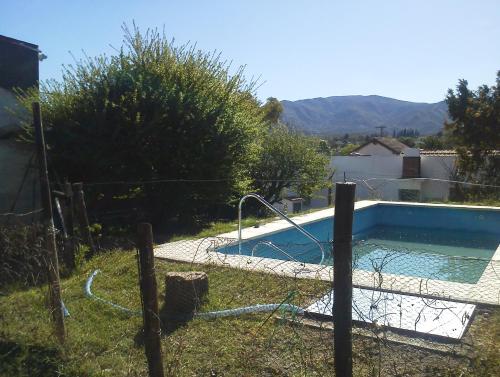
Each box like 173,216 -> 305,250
2,0 -> 499,103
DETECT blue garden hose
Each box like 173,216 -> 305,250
196,303 -> 304,318
62,301 -> 70,317
85,270 -> 142,316
84,269 -> 304,318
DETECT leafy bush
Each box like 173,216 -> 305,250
19,26 -> 330,228
21,25 -> 264,225
446,71 -> 500,187
251,123 -> 330,203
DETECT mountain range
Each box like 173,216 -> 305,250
280,95 -> 449,136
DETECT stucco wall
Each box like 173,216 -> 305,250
420,155 -> 457,201
0,139 -> 37,213
329,154 -> 456,203
0,88 -> 37,215
332,155 -> 403,200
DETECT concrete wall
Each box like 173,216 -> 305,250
332,155 -> 404,200
303,154 -> 459,206
420,155 -> 457,201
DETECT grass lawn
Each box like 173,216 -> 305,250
167,216 -> 267,242
1,249 -> 499,376
166,206 -> 334,242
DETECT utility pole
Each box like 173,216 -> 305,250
375,126 -> 386,137
33,102 -> 65,343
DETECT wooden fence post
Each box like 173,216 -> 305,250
72,182 -> 96,256
64,182 -> 76,269
137,223 -> 164,377
33,102 -> 65,344
333,182 -> 356,377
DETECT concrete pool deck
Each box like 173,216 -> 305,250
154,200 -> 500,306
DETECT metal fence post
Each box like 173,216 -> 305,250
333,182 -> 356,377
137,223 -> 164,377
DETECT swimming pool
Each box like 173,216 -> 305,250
218,203 -> 500,284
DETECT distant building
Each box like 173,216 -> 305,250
281,138 -> 460,211
0,35 -> 41,215
351,137 -> 414,156
331,138 -> 457,202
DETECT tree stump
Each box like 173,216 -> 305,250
163,271 -> 208,320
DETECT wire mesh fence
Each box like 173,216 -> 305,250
153,230 -> 499,375
0,214 -> 46,287
1,177 -> 499,376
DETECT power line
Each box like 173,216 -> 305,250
57,176 -> 500,190
80,178 -> 334,187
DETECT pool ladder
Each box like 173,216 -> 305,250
238,193 -> 325,265
250,241 -> 301,263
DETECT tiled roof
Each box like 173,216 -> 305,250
421,150 -> 500,156
352,137 -> 410,154
373,137 -> 410,153
420,150 -> 458,156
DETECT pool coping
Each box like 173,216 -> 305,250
154,200 -> 500,306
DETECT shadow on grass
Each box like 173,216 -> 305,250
0,340 -> 62,377
133,303 -> 192,347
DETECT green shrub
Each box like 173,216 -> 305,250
20,25 -> 264,225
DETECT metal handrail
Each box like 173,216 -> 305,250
238,193 -> 325,265
251,241 -> 301,263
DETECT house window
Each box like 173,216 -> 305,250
398,189 -> 420,201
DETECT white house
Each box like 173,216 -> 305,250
332,138 -> 458,203
280,138 -> 459,212
350,137 -> 420,157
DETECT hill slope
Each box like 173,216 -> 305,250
280,95 -> 448,135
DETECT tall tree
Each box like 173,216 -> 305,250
446,72 -> 500,187
19,25 -> 264,224
251,123 -> 330,204
261,97 -> 283,124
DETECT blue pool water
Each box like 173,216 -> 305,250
218,204 -> 500,284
